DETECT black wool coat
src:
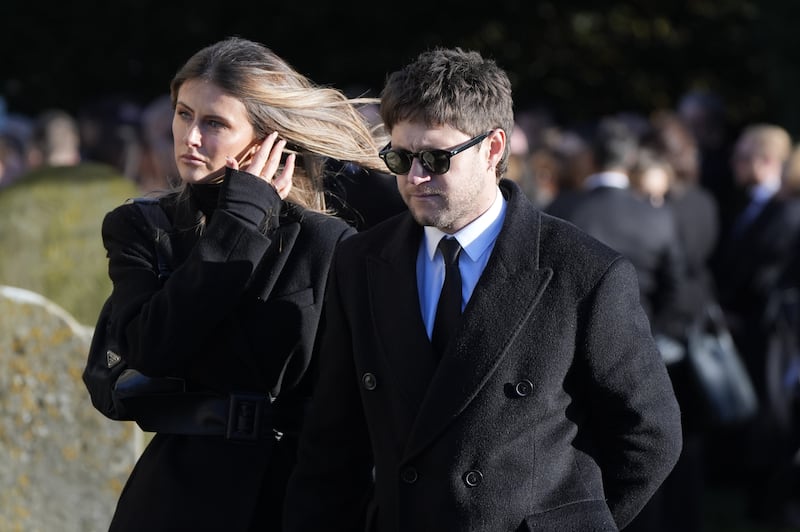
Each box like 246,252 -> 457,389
284,179 -> 683,532
101,170 -> 355,532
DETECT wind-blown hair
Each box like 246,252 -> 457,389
379,47 -> 515,179
170,36 -> 385,211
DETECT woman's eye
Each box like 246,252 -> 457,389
207,120 -> 225,130
177,110 -> 191,120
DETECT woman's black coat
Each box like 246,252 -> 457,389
101,169 -> 355,531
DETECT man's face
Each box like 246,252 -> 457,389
732,138 -> 782,189
390,121 -> 500,233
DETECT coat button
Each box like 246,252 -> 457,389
463,470 -> 483,487
362,373 -> 377,390
513,379 -> 533,397
400,466 -> 418,484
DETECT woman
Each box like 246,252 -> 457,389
101,37 -> 385,531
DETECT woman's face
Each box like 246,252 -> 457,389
172,79 -> 258,184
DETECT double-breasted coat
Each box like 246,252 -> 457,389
284,179 -> 682,532
101,170 -> 355,531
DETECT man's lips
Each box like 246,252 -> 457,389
409,188 -> 441,198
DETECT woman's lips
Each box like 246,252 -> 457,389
179,153 -> 205,166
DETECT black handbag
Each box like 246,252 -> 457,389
685,301 -> 759,426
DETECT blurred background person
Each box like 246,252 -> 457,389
25,108 -> 82,169
630,148 -> 672,207
643,110 -> 720,345
77,95 -> 143,182
758,141 -> 800,528
504,122 -> 536,200
677,89 -> 737,233
713,123 -> 800,526
135,94 -> 179,194
550,115 -> 685,344
715,124 -> 797,381
0,131 -> 28,189
630,112 -> 721,531
540,126 -> 593,216
526,138 -> 563,209
0,101 -> 33,189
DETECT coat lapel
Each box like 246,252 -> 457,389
403,180 -> 553,459
367,214 -> 441,415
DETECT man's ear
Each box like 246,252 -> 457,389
487,128 -> 507,170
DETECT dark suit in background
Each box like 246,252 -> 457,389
550,114 -> 686,339
710,123 -> 800,525
662,183 -> 720,338
554,182 -> 684,335
716,195 -> 800,383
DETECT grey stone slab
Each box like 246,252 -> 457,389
0,285 -> 139,532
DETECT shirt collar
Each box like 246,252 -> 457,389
750,182 -> 779,203
584,171 -> 630,190
423,185 -> 505,261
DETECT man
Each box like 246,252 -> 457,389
549,115 -> 685,349
712,123 -> 800,523
283,48 -> 681,532
715,124 -> 798,352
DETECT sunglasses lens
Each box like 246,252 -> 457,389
421,151 -> 450,174
384,150 -> 412,174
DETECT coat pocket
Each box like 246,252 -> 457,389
522,499 -> 617,531
260,286 -> 315,308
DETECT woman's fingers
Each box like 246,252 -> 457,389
273,153 -> 295,199
246,132 -> 277,177
260,138 -> 287,182
231,131 -> 294,199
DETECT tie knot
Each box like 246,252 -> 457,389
438,237 -> 462,265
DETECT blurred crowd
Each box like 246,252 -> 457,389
0,93 -> 179,194
508,90 -> 800,531
2,86 -> 799,530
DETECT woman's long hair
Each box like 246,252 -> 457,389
170,36 -> 385,212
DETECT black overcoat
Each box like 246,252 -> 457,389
101,170 -> 355,531
284,179 -> 682,532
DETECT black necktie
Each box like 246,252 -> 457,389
432,237 -> 463,356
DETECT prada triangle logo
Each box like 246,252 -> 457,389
106,350 -> 122,369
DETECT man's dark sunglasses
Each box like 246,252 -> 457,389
378,131 -> 492,175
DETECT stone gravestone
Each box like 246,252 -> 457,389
0,285 -> 140,532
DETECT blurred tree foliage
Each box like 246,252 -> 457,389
3,0 -> 800,133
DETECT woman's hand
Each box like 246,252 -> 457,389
226,131 -> 295,200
